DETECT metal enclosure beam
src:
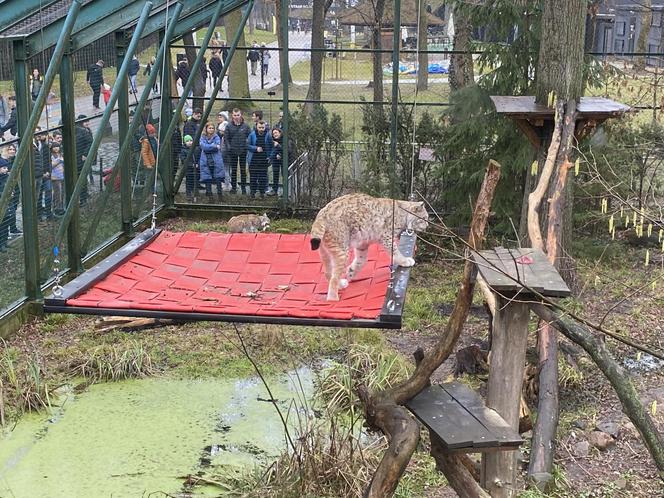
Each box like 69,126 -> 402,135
158,28 -> 174,206
390,0 -> 401,193
52,1 -> 154,260
280,0 -> 290,202
59,53 -> 83,273
0,0 -> 82,235
12,40 -> 41,299
116,30 -> 133,236
81,2 -> 184,254
173,1 -> 254,195
0,0 -> 60,32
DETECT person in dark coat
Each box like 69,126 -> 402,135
183,108 -> 202,142
246,120 -> 272,198
0,96 -> 17,139
0,144 -> 17,250
144,57 -> 158,93
86,60 -> 105,110
128,56 -> 140,94
224,108 -> 251,194
247,42 -> 260,76
176,59 -> 192,98
209,53 -> 223,89
75,115 -> 93,206
30,68 -> 44,102
181,134 -> 200,201
268,127 -> 292,196
34,128 -> 52,220
199,122 -> 225,201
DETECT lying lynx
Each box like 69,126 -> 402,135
310,193 -> 429,301
227,213 -> 270,233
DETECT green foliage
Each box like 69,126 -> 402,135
0,347 -> 55,415
289,105 -> 348,205
71,341 -> 155,382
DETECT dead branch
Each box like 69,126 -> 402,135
360,160 -> 502,497
532,303 -> 664,479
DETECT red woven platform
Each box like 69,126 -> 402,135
66,231 -> 394,321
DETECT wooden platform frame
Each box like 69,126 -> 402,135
43,229 -> 416,329
491,96 -> 630,148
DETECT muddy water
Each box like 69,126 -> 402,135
0,368 -> 313,497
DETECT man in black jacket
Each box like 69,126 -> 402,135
86,60 -> 105,110
34,128 -> 52,220
0,96 -> 17,139
224,108 -> 251,194
128,56 -> 140,94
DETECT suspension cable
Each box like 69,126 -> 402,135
408,0 -> 423,201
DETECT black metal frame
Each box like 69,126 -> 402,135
43,230 -> 416,329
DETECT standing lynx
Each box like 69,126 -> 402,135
227,213 -> 270,233
310,193 -> 429,301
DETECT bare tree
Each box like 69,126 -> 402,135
305,0 -> 334,113
449,3 -> 474,92
226,8 -> 252,107
634,0 -> 653,71
416,0 -> 428,91
275,0 -> 293,85
182,33 -> 208,110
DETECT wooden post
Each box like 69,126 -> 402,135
481,298 -> 530,498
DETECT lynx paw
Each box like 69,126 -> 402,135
339,278 -> 349,289
401,257 -> 415,267
326,291 -> 340,301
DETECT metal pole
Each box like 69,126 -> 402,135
116,30 -> 132,235
159,28 -> 174,206
0,0 -> 81,226
12,40 -> 42,299
51,1 -> 154,258
59,53 -> 83,273
81,2 -> 183,254
280,0 -> 289,202
390,0 -> 401,198
172,0 -> 254,195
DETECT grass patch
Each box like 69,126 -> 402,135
70,341 -> 155,382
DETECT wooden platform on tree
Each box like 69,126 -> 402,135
406,382 -> 523,453
471,247 -> 571,299
490,96 -> 630,121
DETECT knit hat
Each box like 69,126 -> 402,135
146,124 -> 156,134
183,134 -> 193,143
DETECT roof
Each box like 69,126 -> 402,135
338,0 -> 445,27
490,96 -> 630,121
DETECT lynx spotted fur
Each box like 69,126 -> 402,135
227,213 -> 270,233
310,193 -> 429,301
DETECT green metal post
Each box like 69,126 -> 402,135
155,0 -> 229,189
51,1 -> 154,259
280,0 -> 289,203
80,2 -> 183,253
390,0 -> 401,198
116,30 -> 132,235
159,28 -> 174,206
0,0 -> 81,227
12,40 -> 41,299
172,0 -> 255,195
60,53 -> 83,273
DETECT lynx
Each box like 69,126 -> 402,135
310,193 -> 429,301
227,213 -> 270,233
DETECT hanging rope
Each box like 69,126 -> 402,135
408,0 -> 423,201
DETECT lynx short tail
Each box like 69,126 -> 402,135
309,219 -> 326,250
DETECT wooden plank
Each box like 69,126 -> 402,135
441,382 -> 523,448
491,96 -> 630,120
472,248 -> 571,298
379,231 -> 416,326
44,228 -> 162,306
406,385 -> 498,450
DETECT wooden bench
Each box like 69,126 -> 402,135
406,382 -> 523,453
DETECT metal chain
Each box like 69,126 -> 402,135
52,246 -> 63,297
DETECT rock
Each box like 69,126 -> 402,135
614,478 -> 628,490
572,440 -> 590,457
588,431 -> 615,450
596,420 -> 621,439
572,419 -> 588,430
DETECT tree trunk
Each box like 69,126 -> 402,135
275,0 -> 293,85
535,0 -> 586,104
449,6 -> 474,92
532,304 -> 664,479
225,8 -> 252,109
416,0 -> 428,91
634,0 -> 653,71
304,0 -> 328,113
360,161 -> 501,497
182,33 -> 208,110
528,2 -> 586,485
371,0 -> 386,105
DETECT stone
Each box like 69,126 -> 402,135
572,419 -> 588,430
588,431 -> 615,450
614,478 -> 628,490
572,440 -> 590,457
596,420 -> 621,439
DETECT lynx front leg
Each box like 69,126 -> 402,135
347,246 -> 369,281
382,233 -> 415,267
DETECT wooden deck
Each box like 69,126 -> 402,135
491,96 -> 630,121
406,382 -> 523,453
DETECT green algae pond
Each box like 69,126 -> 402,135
0,368 -> 314,497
